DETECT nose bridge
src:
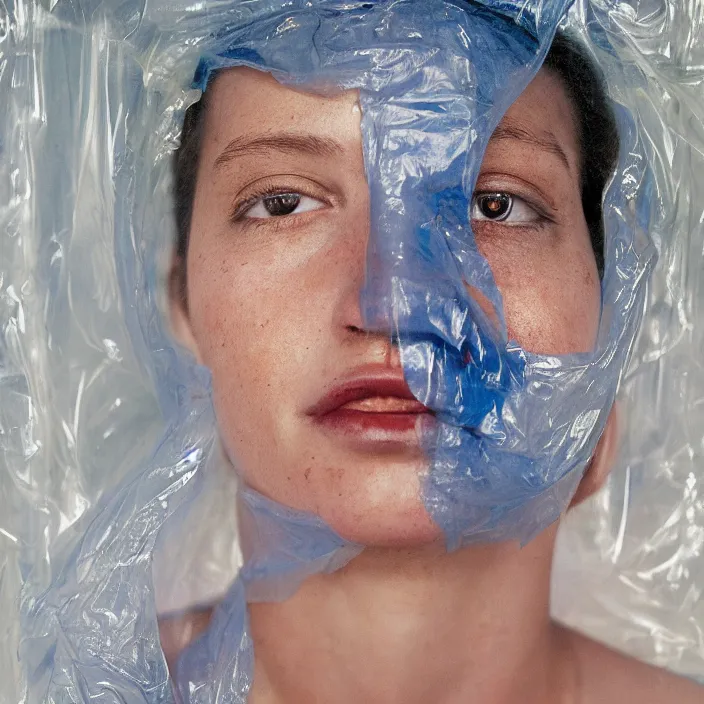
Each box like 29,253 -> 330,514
358,90 -> 490,342
332,180 -> 372,333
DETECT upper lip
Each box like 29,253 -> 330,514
307,369 -> 429,417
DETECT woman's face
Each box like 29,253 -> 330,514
173,66 -> 601,547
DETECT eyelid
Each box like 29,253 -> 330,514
472,192 -> 539,222
229,175 -> 337,223
474,173 -> 557,222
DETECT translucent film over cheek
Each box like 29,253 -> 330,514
192,0 -> 655,547
2,0 -> 704,701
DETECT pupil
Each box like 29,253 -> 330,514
479,193 -> 511,220
264,193 -> 300,216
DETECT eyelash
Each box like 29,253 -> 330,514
230,184 -> 328,224
229,184 -> 554,229
471,191 -> 553,227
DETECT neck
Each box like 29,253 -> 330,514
246,528 -> 575,704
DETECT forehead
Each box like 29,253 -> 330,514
200,65 -> 580,172
203,68 -> 362,153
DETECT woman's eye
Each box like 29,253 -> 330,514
243,192 -> 324,219
471,192 -> 539,225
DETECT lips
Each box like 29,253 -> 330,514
309,376 -> 427,416
307,371 -> 432,444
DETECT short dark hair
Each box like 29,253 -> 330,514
543,33 -> 618,275
172,31 -> 618,285
174,91 -> 208,261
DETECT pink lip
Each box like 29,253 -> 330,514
307,370 -> 432,445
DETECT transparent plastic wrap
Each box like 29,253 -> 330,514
0,0 -> 702,702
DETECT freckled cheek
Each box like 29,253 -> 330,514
184,263 -> 279,401
490,255 -> 601,356
185,247 -> 337,422
187,274 -> 298,483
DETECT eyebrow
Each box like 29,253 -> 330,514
489,123 -> 571,171
214,133 -> 344,170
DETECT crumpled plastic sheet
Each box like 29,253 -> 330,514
0,0 -> 703,701
188,0 -> 655,552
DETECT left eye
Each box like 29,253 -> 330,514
471,192 -> 539,224
243,192 -> 324,219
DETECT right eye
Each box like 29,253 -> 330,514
471,192 -> 540,225
243,192 -> 325,219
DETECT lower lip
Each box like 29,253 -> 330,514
313,408 -> 430,444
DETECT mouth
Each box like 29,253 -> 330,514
307,371 -> 433,445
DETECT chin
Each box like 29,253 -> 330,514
326,501 -> 442,548
233,436 -> 442,548
302,459 -> 442,549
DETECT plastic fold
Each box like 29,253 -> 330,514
0,0 -> 703,701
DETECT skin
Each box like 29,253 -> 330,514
174,66 -> 600,546
168,68 -> 704,703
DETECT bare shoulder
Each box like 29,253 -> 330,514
565,628 -> 704,704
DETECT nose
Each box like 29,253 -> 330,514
330,183 -> 407,368
331,181 -> 371,335
360,179 -> 475,345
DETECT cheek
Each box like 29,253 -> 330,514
182,216 -> 361,478
482,236 -> 601,355
187,222 -> 323,366
188,264 -> 283,456
183,243 -> 304,455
